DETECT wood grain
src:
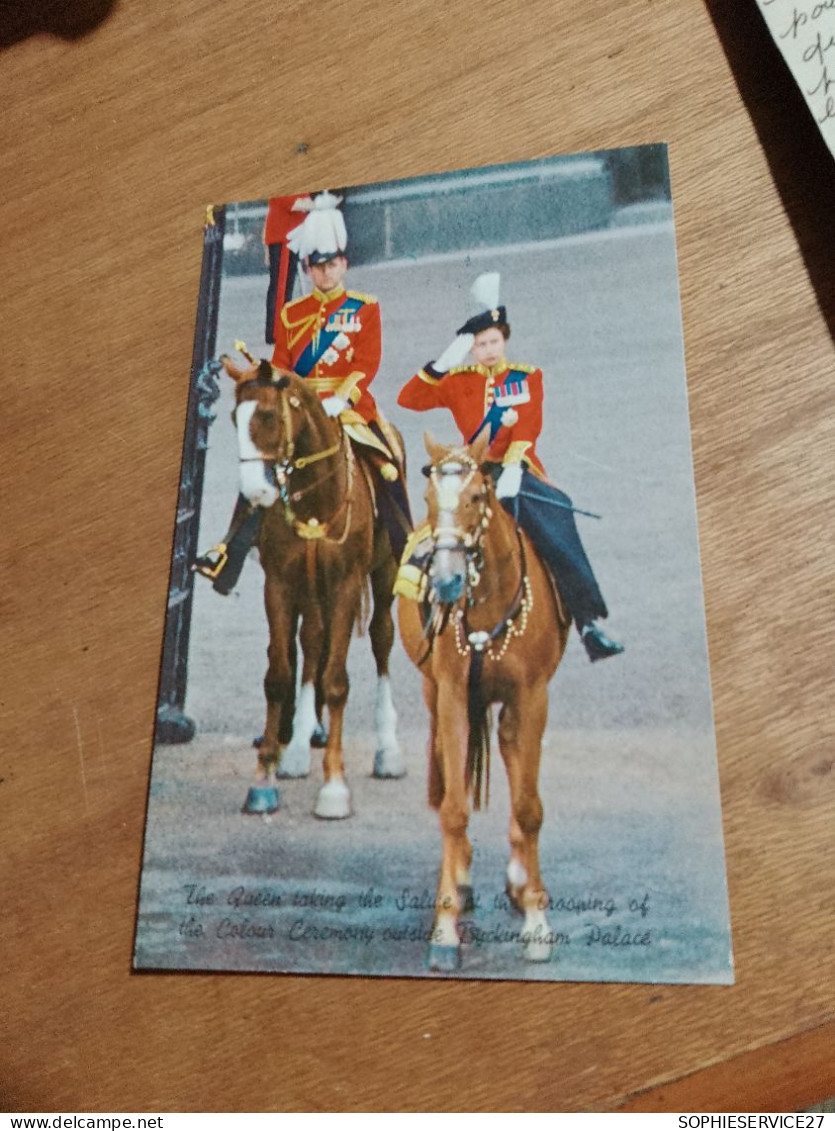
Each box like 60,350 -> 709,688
0,0 -> 832,1113
619,1021 -> 835,1112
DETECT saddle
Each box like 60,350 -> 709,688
339,409 -> 403,483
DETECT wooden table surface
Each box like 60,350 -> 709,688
2,0 -> 833,1114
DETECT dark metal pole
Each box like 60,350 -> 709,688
156,205 -> 225,743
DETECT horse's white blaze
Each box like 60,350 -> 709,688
236,401 -> 263,460
314,776 -> 351,820
280,683 -> 315,776
436,473 -> 463,512
507,857 -> 528,889
433,500 -> 468,587
236,401 -> 279,507
522,907 -> 553,963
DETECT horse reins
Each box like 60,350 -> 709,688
454,529 -> 532,661
236,375 -> 354,544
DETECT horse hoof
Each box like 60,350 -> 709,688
310,723 -> 328,748
427,943 -> 461,972
458,884 -> 475,914
314,779 -> 352,819
523,939 -> 553,964
242,785 -> 280,815
373,748 -> 406,779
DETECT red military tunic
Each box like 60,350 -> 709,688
272,285 -> 381,425
398,359 -> 547,476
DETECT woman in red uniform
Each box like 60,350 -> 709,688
398,290 -> 623,663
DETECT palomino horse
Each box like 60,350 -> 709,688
223,356 -> 404,819
398,434 -> 571,970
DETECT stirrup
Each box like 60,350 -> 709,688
192,543 -> 228,581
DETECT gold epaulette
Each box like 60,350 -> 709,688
506,362 -> 537,374
448,363 -> 486,376
347,290 -> 377,304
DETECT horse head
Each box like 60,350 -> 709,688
220,355 -> 330,508
422,430 -> 492,606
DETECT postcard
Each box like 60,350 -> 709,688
135,146 -> 733,983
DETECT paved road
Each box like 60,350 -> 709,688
136,221 -> 732,983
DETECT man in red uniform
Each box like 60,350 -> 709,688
195,193 -> 411,594
271,236 -> 383,432
397,276 -> 623,663
271,194 -> 411,553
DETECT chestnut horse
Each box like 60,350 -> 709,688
223,356 -> 404,819
398,434 -> 571,970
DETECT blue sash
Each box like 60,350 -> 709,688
468,401 -> 506,445
294,296 -> 364,377
468,370 -> 530,444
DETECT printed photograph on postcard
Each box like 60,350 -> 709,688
134,146 -> 733,983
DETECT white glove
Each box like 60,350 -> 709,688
433,333 -> 474,373
322,395 -> 348,418
495,463 -> 524,500
501,408 -> 519,428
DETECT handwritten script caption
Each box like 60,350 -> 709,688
757,0 -> 835,157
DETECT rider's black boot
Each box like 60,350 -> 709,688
193,496 -> 261,596
580,622 -> 625,662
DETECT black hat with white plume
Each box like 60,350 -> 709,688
457,272 -> 507,335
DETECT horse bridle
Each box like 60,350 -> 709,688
235,374 -> 351,541
421,454 -> 533,661
427,453 -> 491,584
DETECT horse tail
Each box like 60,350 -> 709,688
466,651 -> 491,811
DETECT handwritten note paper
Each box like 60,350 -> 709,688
756,0 -> 835,157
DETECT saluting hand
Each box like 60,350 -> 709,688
433,333 -> 474,373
